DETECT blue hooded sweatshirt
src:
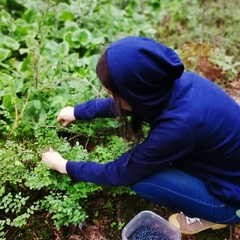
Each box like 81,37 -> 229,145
66,36 -> 240,205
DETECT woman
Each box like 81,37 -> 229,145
42,36 -> 240,235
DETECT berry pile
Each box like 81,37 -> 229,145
128,225 -> 168,240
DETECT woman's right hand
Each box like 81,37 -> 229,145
57,106 -> 76,127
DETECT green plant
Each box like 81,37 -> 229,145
210,48 -> 240,79
41,193 -> 86,230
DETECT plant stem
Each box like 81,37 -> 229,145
4,91 -> 30,146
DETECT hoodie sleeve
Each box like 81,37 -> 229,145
66,117 -> 195,186
74,97 -> 132,120
74,98 -> 117,120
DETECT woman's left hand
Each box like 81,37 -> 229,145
42,149 -> 67,174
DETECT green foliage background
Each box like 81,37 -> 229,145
0,0 -> 239,238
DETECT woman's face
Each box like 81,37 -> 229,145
104,88 -> 132,111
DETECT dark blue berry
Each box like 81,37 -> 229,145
127,225 -> 168,240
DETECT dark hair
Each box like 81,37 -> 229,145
96,51 -> 143,139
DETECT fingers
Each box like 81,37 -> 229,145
42,148 -> 54,162
41,151 -> 54,166
57,108 -> 66,124
57,116 -> 69,127
61,120 -> 69,127
49,147 -> 54,152
56,107 -> 75,127
57,115 -> 63,123
41,152 -> 47,162
57,113 -> 69,127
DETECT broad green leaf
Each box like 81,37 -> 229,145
7,81 -> 16,96
62,53 -> 79,69
58,22 -> 79,39
38,107 -> 46,124
57,3 -> 75,21
0,48 -> 11,62
0,61 -> 10,69
33,100 -> 41,110
40,46 -> 51,56
2,94 -> 12,109
88,54 -> 100,70
4,36 -> 20,50
92,36 -> 105,45
68,79 -> 81,88
15,19 -> 38,37
78,68 -> 88,77
23,9 -> 37,23
59,11 -> 75,21
59,41 -> 69,56
25,36 -> 39,50
0,34 -> 19,50
0,72 -> 13,82
0,77 -> 4,95
92,29 -> 105,45
54,61 -> 63,77
0,9 -> 16,31
19,48 -> 30,55
63,32 -> 73,48
20,52 -> 33,73
0,186 -> 5,197
51,96 -> 67,108
41,41 -> 58,56
81,56 -> 90,65
0,89 -> 4,98
14,78 -> 23,93
72,29 -> 92,46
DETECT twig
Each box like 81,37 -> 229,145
3,229 -> 9,238
229,224 -> 233,240
40,76 -> 105,99
80,230 -> 92,240
40,124 -> 89,138
81,77 -> 104,97
34,50 -> 40,88
32,231 -> 39,240
85,138 -> 90,150
4,90 -> 30,146
68,134 -> 82,142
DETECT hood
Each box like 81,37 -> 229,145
106,36 -> 184,123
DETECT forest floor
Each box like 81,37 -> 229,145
62,193 -> 240,240
9,192 -> 240,240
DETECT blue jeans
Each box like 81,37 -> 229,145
131,167 -> 240,224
